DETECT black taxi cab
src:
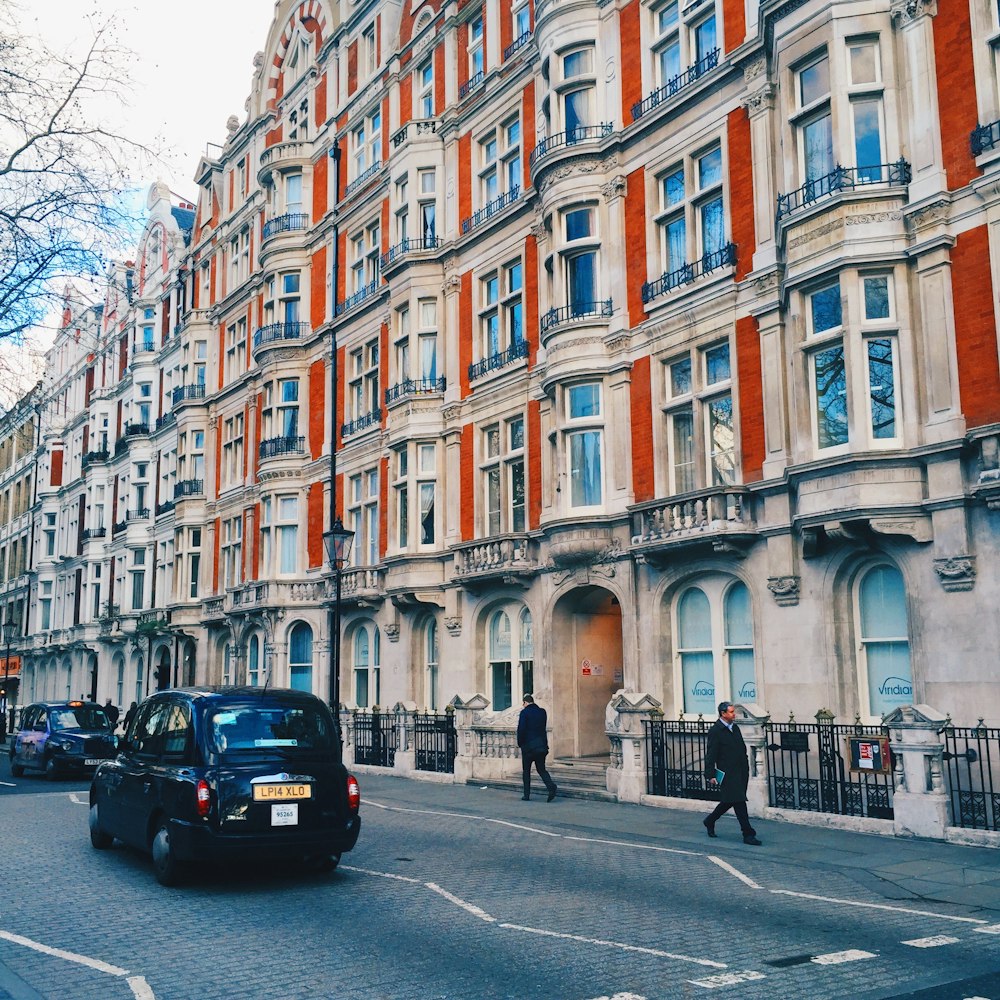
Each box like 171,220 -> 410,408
9,701 -> 117,779
88,687 -> 361,885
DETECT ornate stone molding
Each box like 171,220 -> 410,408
742,58 -> 765,84
767,575 -> 800,607
906,198 -> 950,230
441,403 -> 462,422
601,175 -> 626,203
383,622 -> 401,642
845,210 -> 904,226
787,219 -> 843,250
742,83 -> 775,116
890,0 -> 937,24
441,273 -> 461,294
444,615 -> 462,636
933,556 -> 976,592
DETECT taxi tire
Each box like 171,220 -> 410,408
9,758 -> 23,778
44,757 -> 59,781
89,804 -> 113,850
151,821 -> 183,886
306,852 -> 341,874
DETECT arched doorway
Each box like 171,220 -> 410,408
183,640 -> 197,686
155,647 -> 171,691
87,652 -> 99,702
550,585 -> 623,759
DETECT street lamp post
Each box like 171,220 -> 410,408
324,519 -> 354,738
1,615 -> 16,740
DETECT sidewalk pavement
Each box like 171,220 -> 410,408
358,771 -> 1000,917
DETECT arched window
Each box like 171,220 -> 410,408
353,623 -> 380,707
248,635 -> 260,687
115,657 -> 124,707
857,564 -> 912,717
223,645 -> 233,686
288,623 -> 313,692
425,619 -> 439,711
519,608 -> 534,697
489,610 -> 512,710
134,656 -> 144,705
675,578 -> 757,716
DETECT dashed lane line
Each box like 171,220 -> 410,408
0,929 -> 155,1000
901,936 -> 961,948
768,889 -> 990,925
708,855 -> 763,889
426,882 -> 497,922
688,970 -> 767,989
810,949 -> 878,965
70,792 -> 87,805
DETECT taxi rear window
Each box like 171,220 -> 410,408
207,704 -> 335,754
49,706 -> 110,732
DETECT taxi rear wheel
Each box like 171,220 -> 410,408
304,852 -> 341,874
89,803 -> 113,849
9,757 -> 23,778
151,821 -> 183,886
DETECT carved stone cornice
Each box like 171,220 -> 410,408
890,0 -> 937,24
767,575 -> 800,607
742,83 -> 775,116
444,615 -> 462,636
933,555 -> 976,592
601,175 -> 626,203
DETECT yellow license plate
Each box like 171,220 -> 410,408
252,783 -> 312,802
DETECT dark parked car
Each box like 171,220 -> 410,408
9,701 -> 117,779
88,687 -> 361,885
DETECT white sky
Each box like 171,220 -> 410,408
3,1 -> 279,406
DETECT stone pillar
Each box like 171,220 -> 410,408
741,66 -> 777,274
605,692 -> 662,803
394,701 -> 417,776
450,693 -> 490,784
884,704 -> 950,839
735,703 -> 770,818
340,707 -> 356,768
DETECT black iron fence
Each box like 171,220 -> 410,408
941,724 -> 1000,831
764,717 -> 894,819
644,718 -> 723,801
775,159 -> 911,222
353,709 -> 397,768
413,711 -> 457,774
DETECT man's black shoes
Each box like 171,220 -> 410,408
547,785 -> 557,802
703,818 -> 717,838
521,794 -> 530,801
743,836 -> 762,846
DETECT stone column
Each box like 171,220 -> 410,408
394,701 -> 417,776
884,704 -> 950,839
605,692 -> 662,803
450,693 -> 490,783
735,703 -> 770,818
741,66 -> 777,274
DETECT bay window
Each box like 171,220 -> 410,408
564,383 -> 603,509
481,415 -> 526,535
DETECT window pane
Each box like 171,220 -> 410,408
800,55 -> 829,105
863,276 -> 890,320
290,623 -> 313,664
709,395 -> 735,485
868,338 -> 896,439
694,16 -> 716,62
663,169 -> 684,207
569,252 -> 596,309
490,612 -> 511,658
670,358 -> 691,396
666,216 -> 686,269
563,49 -> 592,78
682,651 -> 716,715
659,41 -> 680,84
564,88 -> 591,132
492,663 -> 512,712
671,408 -> 695,493
860,565 -> 909,638
866,641 -> 913,716
705,344 -> 730,384
678,587 -> 711,647
814,345 -> 848,448
811,283 -> 842,333
565,209 -> 592,240
570,430 -> 602,505
511,460 -> 525,530
658,1 -> 678,31
700,198 -> 724,255
725,583 -> 752,645
729,648 -> 757,703
850,44 -> 877,85
569,383 -> 600,418
698,149 -> 722,188
853,99 -> 882,178
803,113 -> 834,182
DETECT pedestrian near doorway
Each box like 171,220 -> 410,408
516,695 -> 557,802
104,698 -> 120,730
122,701 -> 138,734
703,701 -> 762,845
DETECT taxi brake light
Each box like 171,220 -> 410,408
195,779 -> 212,818
346,774 -> 360,812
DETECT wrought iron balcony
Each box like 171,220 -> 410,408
134,339 -> 155,355
155,500 -> 175,515
972,119 -> 1000,156
503,31 -> 532,61
459,71 -> 484,100
642,243 -> 737,303
127,508 -> 150,521
335,280 -> 381,317
174,479 -> 204,499
155,412 -> 175,430
540,299 -> 613,335
345,161 -> 383,198
124,421 -> 149,437
384,376 -> 446,405
112,519 -> 126,535
341,407 -> 382,438
262,212 -> 309,240
379,235 -> 443,270
114,437 -> 129,456
632,48 -> 719,121
171,383 -> 206,405
529,123 -> 613,171
82,527 -> 106,540
461,186 -> 520,235
259,435 -> 305,460
252,320 -> 308,352
468,338 -> 529,381
775,159 -> 911,223
82,449 -> 109,469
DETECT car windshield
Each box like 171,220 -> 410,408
207,704 -> 335,754
49,706 -> 110,732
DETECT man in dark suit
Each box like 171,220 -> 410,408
516,695 -> 557,802
703,701 -> 762,845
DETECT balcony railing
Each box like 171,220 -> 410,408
529,123 -> 613,170
630,487 -> 756,554
341,407 -> 382,438
972,119 -> 1000,156
540,299 -> 613,335
632,48 -> 719,121
253,321 -> 308,351
155,412 -> 175,430
380,236 -> 443,270
345,161 -> 383,198
391,119 -> 438,149
775,159 -> 912,223
642,243 -> 737,304
174,479 -> 204,499
468,338 -> 529,381
262,212 -> 308,240
155,499 -> 175,515
259,435 -> 305,460
114,437 -> 129,456
134,339 -> 155,355
384,376 -> 446,405
335,281 -> 381,317
171,383 -> 206,405
112,520 -> 126,535
503,30 -> 532,61
459,70 -> 485,100
461,186 -> 520,235
127,508 -> 150,521
82,527 -> 106,541
124,421 -> 149,437
82,449 -> 109,469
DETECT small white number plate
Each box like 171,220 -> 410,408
84,759 -> 102,766
271,803 -> 298,827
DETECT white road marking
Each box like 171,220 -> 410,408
0,929 -> 127,975
585,993 -> 648,1000
70,792 -> 87,805
340,864 -> 421,884
769,889 -> 989,925
563,835 -> 700,857
128,976 -> 156,1000
425,882 -> 496,922
500,923 -> 726,968
0,780 -> 15,787
688,970 -> 766,988
810,949 -> 877,965
364,800 -> 562,836
707,856 -> 762,889
972,923 -> 1000,934
901,935 -> 960,948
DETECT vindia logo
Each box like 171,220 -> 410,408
739,682 -> 756,699
692,680 -> 715,697
879,676 -> 912,697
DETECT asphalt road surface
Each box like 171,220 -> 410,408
1,758 -> 998,1000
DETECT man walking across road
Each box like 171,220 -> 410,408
517,695 -> 557,802
703,701 -> 762,845
103,698 -> 120,731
